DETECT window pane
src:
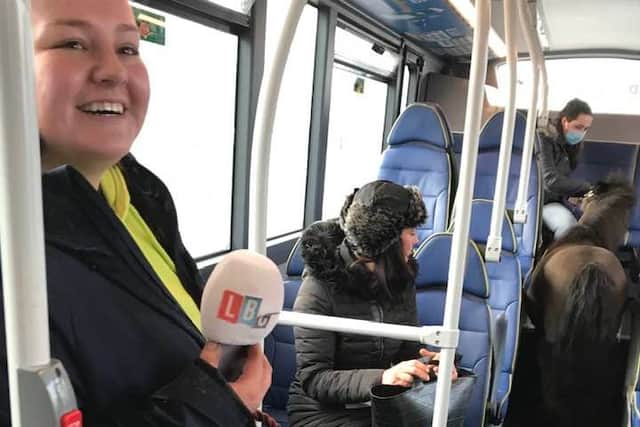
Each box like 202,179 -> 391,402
496,58 -> 640,115
334,27 -> 400,75
322,67 -> 387,218
401,64 -> 411,108
265,4 -> 317,238
131,3 -> 237,258
207,0 -> 253,14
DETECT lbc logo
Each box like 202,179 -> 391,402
217,290 -> 273,328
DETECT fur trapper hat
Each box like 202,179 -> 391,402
339,180 -> 427,258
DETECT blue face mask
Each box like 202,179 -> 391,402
565,130 -> 585,145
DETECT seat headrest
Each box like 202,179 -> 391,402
286,239 -> 304,277
478,111 -> 527,151
387,103 -> 451,149
460,199 -> 517,252
414,233 -> 489,298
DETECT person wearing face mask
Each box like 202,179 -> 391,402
536,98 -> 594,240
0,1 -> 275,426
287,180 -> 457,427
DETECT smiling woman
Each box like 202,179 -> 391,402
0,0 -> 273,425
31,0 -> 149,188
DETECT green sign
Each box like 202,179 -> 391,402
354,77 -> 365,94
132,6 -> 166,46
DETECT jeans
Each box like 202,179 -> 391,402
542,202 -> 577,240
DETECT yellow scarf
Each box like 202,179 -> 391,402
100,165 -> 202,331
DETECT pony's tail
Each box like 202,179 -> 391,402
543,263 -> 625,426
557,263 -> 619,354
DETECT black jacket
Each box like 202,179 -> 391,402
287,221 -> 421,427
0,155 -> 254,426
536,123 -> 591,204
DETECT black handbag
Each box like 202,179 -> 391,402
370,367 -> 476,427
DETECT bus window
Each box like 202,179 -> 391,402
495,57 -> 640,115
322,65 -> 387,218
333,26 -> 399,76
401,64 -> 411,109
265,4 -> 317,239
131,3 -> 237,259
322,27 -> 396,219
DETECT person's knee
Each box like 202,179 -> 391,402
553,215 -> 576,239
542,204 -> 576,239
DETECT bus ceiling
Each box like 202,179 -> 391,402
325,0 -> 639,63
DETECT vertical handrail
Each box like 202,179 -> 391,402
538,61 -> 549,127
248,0 -> 306,254
431,0 -> 491,425
484,0 -> 518,262
0,0 -> 50,425
513,0 -> 542,224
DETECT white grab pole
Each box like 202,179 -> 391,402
432,0 -> 491,425
484,0 -> 518,263
0,0 -> 50,424
513,0 -> 541,224
248,0 -> 306,254
278,311 -> 459,348
538,60 -> 549,127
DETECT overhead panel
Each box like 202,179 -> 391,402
349,0 -> 475,58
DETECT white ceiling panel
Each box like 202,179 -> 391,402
539,0 -> 640,52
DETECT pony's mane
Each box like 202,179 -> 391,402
588,175 -> 634,203
581,176 -> 634,226
548,176 -> 634,251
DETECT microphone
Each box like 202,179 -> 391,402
200,249 -> 284,381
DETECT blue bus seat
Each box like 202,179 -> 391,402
572,141 -> 638,184
630,353 -> 640,427
455,199 -> 522,424
414,233 -> 492,427
574,141 -> 638,247
624,307 -> 640,427
263,240 -> 304,426
378,102 -> 455,244
474,111 -> 541,282
634,391 -> 640,427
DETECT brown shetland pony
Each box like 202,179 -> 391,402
526,177 -> 635,427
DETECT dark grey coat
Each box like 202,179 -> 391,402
536,123 -> 591,204
287,221 -> 421,427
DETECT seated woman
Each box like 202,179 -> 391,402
537,98 -> 594,240
0,1 -> 272,425
287,180 -> 455,427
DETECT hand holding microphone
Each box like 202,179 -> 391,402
200,342 -> 271,412
199,250 -> 284,411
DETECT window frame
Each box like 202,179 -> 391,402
135,0 -> 250,32
133,0 -> 252,262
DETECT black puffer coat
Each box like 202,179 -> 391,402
287,221 -> 422,427
536,122 -> 592,203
